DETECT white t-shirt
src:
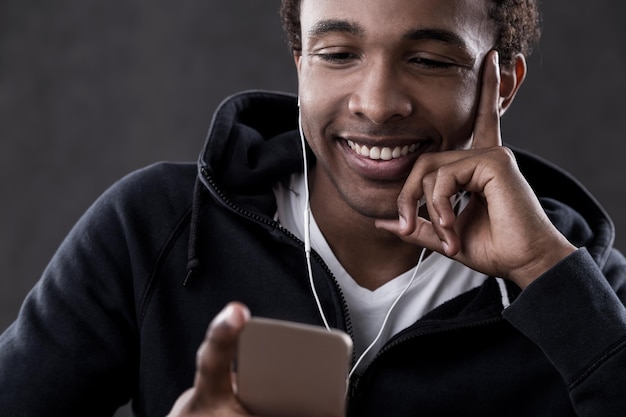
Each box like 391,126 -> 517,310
274,174 -> 489,373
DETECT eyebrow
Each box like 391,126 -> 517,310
307,19 -> 469,51
403,28 -> 469,50
307,19 -> 364,38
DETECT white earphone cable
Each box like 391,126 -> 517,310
297,101 -> 465,378
347,191 -> 465,377
298,105 -> 331,331
348,245 -> 427,378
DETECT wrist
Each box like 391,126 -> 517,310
508,241 -> 578,289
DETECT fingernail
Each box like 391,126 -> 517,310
215,304 -> 239,327
493,50 -> 499,66
399,214 -> 407,230
442,241 -> 449,254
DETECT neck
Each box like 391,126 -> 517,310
309,174 -> 423,291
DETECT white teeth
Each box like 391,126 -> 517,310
380,147 -> 392,160
347,140 -> 421,161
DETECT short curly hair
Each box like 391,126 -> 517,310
279,0 -> 541,66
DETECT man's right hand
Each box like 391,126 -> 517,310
167,302 -> 254,417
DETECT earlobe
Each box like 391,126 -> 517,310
499,54 -> 527,116
293,53 -> 302,72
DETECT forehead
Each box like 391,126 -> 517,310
299,0 -> 495,53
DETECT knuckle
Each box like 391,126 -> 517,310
435,165 -> 450,180
396,191 -> 410,208
412,152 -> 436,175
479,146 -> 518,175
493,145 -> 517,165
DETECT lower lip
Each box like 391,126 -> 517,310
341,141 -> 422,181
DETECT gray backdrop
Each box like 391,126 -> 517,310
1,1 -> 625,416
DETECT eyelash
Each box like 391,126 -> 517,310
314,53 -> 454,71
410,57 -> 454,70
315,52 -> 357,64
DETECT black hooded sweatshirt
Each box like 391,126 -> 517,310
1,90 -> 626,417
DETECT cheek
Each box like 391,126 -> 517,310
297,73 -> 344,153
297,55 -> 352,115
429,80 -> 478,147
298,101 -> 333,161
450,89 -> 477,129
297,59 -> 328,106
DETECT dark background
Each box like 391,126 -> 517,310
1,1 -> 624,415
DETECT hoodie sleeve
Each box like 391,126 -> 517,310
0,162 -> 195,416
503,248 -> 626,417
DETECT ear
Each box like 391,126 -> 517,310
293,51 -> 302,75
499,53 -> 527,116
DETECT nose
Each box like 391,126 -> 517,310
348,60 -> 413,124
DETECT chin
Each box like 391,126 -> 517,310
338,184 -> 402,220
349,198 -> 399,220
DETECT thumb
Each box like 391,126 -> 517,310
194,302 -> 251,403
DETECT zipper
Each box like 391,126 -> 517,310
347,314 -> 505,403
200,167 -> 355,345
381,315 -> 504,355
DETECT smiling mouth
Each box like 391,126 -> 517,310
347,140 -> 427,161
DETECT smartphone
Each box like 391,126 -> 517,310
236,317 -> 353,417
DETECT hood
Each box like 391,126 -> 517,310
184,90 -> 302,285
514,147 -> 615,268
183,90 -> 616,284
198,90 -> 302,216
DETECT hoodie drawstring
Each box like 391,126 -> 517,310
183,178 -> 204,287
495,277 -> 511,309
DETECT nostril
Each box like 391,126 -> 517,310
348,93 -> 412,125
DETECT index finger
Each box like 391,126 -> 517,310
472,50 -> 502,150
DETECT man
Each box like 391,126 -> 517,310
1,0 -> 625,416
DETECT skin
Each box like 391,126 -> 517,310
297,0 -> 506,289
169,0 -> 577,415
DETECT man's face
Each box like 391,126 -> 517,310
296,0 -> 497,220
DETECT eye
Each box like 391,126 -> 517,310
311,48 -> 359,65
409,57 -> 455,70
314,51 -> 358,64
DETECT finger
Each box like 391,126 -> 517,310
472,50 -> 502,150
426,167 -> 471,256
424,168 -> 458,255
193,302 -> 251,405
419,169 -> 457,255
395,150 -> 473,234
374,216 -> 445,254
167,388 -> 194,417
